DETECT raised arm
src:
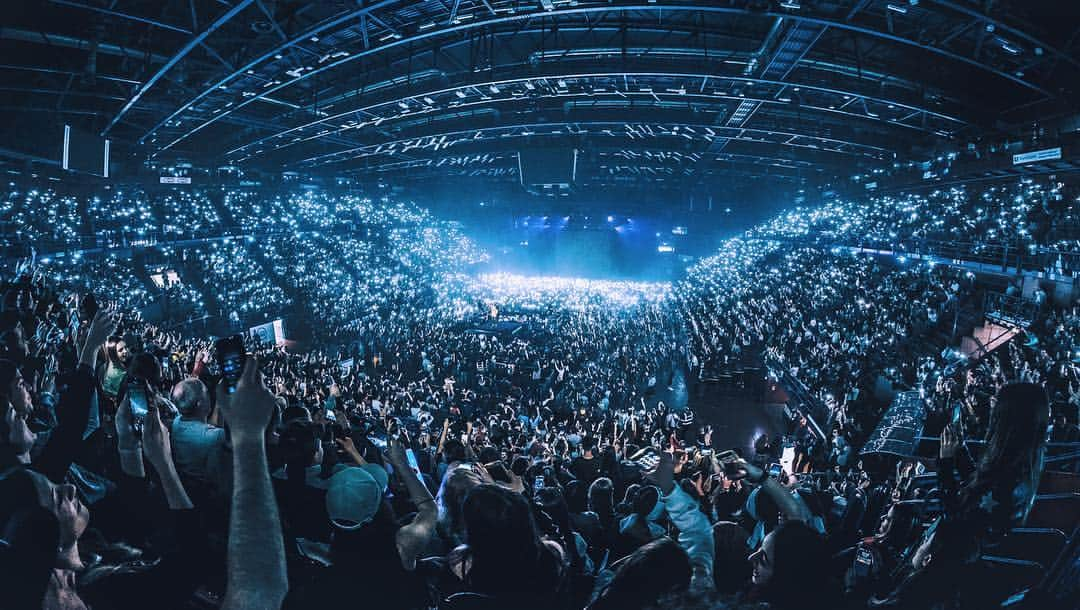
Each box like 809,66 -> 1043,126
191,348 -> 209,378
652,452 -> 715,591
35,309 -> 116,483
385,438 -> 437,570
142,397 -> 194,510
937,422 -> 974,517
727,457 -> 807,523
436,416 -> 450,457
219,357 -> 288,610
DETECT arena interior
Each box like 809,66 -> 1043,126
0,1 -> 1079,609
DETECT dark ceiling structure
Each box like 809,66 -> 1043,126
2,0 -> 1079,194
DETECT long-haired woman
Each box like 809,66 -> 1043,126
98,335 -> 128,401
875,382 -> 1051,609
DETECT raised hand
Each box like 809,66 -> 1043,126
115,395 -> 137,448
939,423 -> 961,459
142,397 -> 173,472
79,308 -> 118,367
218,356 -> 275,444
692,472 -> 705,497
337,435 -> 356,454
337,435 -> 366,465
724,457 -> 765,484
384,436 -> 409,469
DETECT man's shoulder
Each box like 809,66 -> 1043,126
174,419 -> 225,442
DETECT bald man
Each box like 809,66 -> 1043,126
170,378 -> 225,483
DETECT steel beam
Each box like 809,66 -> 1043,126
156,1 -> 1055,152
927,0 -> 1080,71
711,18 -> 828,156
0,27 -> 171,63
0,63 -> 141,85
284,120 -> 889,169
48,0 -> 193,35
140,0 -> 401,146
103,0 -> 257,135
0,85 -> 127,102
224,70 -> 961,163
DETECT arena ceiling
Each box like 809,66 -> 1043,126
2,0 -> 1079,192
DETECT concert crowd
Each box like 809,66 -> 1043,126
0,178 -> 1077,610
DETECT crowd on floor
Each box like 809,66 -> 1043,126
0,178 -> 1077,609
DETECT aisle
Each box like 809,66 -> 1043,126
689,375 -> 781,457
647,364 -> 689,411
645,363 -> 780,457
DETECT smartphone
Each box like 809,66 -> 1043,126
950,403 -> 962,426
699,448 -> 713,456
715,449 -> 739,464
325,410 -> 337,422
128,382 -> 149,422
716,449 -> 741,477
855,545 -> 874,567
405,448 -> 420,475
853,545 -> 875,578
215,334 -> 245,394
768,463 -> 783,478
533,475 -> 545,492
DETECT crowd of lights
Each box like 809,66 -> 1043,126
675,178 -> 1078,437
460,272 -> 672,312
0,177 -> 1075,441
3,188 -> 486,333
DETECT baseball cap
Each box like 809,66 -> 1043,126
325,464 -> 389,530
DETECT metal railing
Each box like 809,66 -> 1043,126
913,436 -> 1080,469
984,291 -> 1040,328
778,369 -> 828,441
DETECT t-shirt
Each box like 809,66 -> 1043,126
101,363 -> 126,398
170,417 -> 226,481
570,455 -> 601,484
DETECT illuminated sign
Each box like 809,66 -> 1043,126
1012,147 -> 1062,165
249,319 -> 287,345
160,176 -> 192,184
